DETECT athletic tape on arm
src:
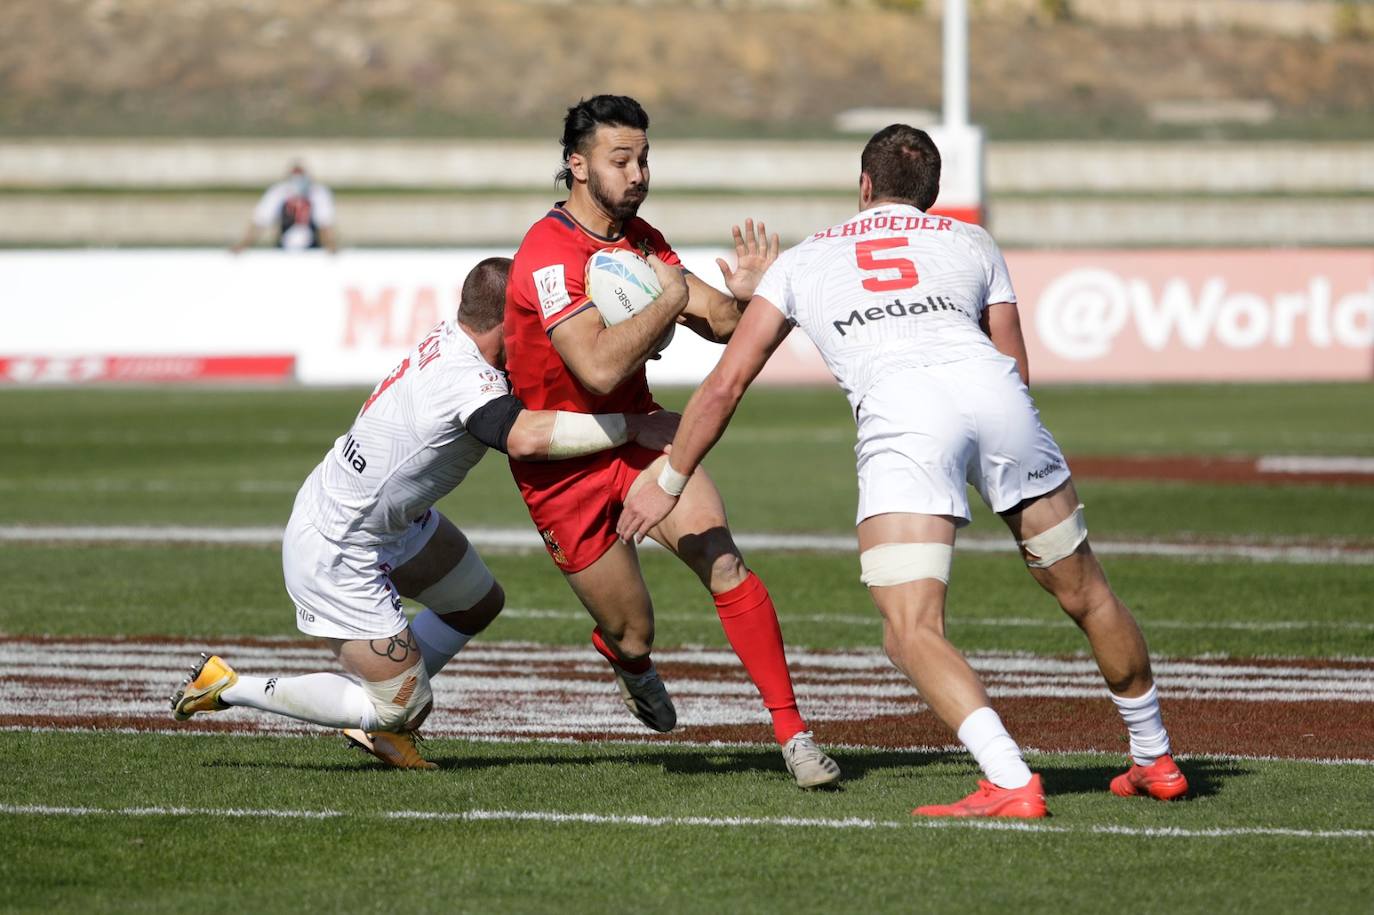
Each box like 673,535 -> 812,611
547,412 -> 627,458
859,542 -> 953,587
1019,504 -> 1088,569
360,656 -> 432,731
415,545 -> 496,613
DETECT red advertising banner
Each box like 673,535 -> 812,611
0,355 -> 296,384
1010,250 -> 1374,382
1,249 -> 1368,387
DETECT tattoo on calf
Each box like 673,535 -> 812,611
371,631 -> 418,663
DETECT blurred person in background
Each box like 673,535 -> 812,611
619,124 -> 1187,817
502,94 -> 841,789
231,161 -> 337,253
170,258 -> 678,768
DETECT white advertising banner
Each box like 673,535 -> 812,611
2,248 -> 1370,386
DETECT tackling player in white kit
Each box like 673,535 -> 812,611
619,125 -> 1188,816
170,257 -> 677,768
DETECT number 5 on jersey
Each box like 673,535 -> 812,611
856,238 -> 920,292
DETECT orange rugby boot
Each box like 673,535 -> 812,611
1110,754 -> 1188,800
914,773 -> 1049,819
170,653 -> 238,721
343,728 -> 439,770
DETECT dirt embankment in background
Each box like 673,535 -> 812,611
2,0 -> 1372,136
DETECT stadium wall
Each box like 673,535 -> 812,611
2,248 -> 1370,386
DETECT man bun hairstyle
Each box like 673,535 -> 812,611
458,256 -> 513,333
555,95 -> 650,189
861,124 -> 942,211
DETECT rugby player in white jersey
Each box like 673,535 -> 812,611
619,125 -> 1188,816
170,257 -> 678,768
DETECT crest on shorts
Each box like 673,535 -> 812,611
540,528 -> 568,566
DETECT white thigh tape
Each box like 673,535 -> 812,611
360,656 -> 432,731
1019,504 -> 1088,569
859,542 -> 953,587
416,545 -> 496,613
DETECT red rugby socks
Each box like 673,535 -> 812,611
590,626 -> 652,675
714,572 -> 807,745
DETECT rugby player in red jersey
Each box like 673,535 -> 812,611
504,95 -> 840,787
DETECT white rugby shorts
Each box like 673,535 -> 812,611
282,502 -> 440,641
854,355 -> 1071,525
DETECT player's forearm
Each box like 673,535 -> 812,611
664,371 -> 742,478
575,294 -> 684,394
505,410 -> 628,461
680,278 -> 743,343
706,288 -> 745,342
990,322 -> 1030,386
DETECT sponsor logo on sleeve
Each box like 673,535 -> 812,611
478,367 -> 505,395
534,264 -> 572,318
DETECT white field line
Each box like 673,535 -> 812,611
2,524 -> 1372,566
2,803 -> 1371,840
1258,455 -> 1374,475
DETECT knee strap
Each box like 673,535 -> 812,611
415,545 -> 496,613
859,543 -> 953,587
1019,504 -> 1088,569
360,656 -> 432,732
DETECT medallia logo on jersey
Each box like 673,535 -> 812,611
340,434 -> 367,473
832,296 -> 963,337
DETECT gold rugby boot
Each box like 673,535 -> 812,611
170,653 -> 238,721
343,728 -> 438,770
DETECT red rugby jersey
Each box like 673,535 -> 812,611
505,203 -> 680,416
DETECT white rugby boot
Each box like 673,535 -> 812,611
782,731 -> 842,789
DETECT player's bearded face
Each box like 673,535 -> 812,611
585,127 -> 649,222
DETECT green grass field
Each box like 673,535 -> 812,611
2,383 -> 1373,914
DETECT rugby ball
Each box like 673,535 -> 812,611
586,248 -> 675,354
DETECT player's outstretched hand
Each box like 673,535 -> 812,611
618,477 -> 680,544
647,254 -> 689,313
627,410 -> 681,452
717,218 -> 780,303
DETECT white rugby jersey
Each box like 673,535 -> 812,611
298,320 -> 508,544
753,204 -> 1016,414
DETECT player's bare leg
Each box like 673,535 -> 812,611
392,516 -> 506,676
630,455 -> 840,787
566,539 -> 657,659
858,511 -> 1044,816
1002,480 -> 1186,799
859,515 -> 987,726
331,630 -> 438,769
564,542 -> 675,731
1003,481 -> 1152,695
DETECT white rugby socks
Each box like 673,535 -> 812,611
411,608 -> 474,677
957,706 -> 1033,789
1110,684 -> 1172,766
222,674 -> 378,730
